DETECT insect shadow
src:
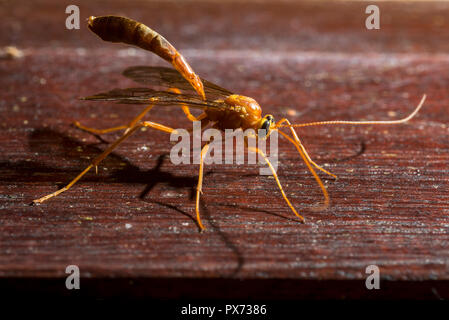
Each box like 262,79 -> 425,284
200,199 -> 244,276
152,197 -> 245,276
214,202 -> 299,224
18,128 -> 246,271
331,140 -> 366,163
18,128 -> 202,214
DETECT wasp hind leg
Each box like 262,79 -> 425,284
33,119 -> 177,204
32,124 -> 143,204
74,105 -> 154,136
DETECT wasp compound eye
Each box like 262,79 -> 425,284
260,119 -> 271,136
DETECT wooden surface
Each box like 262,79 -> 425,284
1,0 -> 449,299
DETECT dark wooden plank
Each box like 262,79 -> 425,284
1,0 -> 449,298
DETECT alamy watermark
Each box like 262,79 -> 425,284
65,265 -> 80,290
65,5 -> 80,30
169,121 -> 278,175
365,5 -> 380,30
365,265 -> 380,290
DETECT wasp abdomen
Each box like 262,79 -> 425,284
87,16 -> 205,100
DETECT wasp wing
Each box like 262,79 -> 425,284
122,66 -> 233,99
82,87 -> 227,110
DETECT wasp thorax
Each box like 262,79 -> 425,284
223,95 -> 262,129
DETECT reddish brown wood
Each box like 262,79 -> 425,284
1,0 -> 449,298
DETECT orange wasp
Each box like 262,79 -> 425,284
33,16 -> 426,231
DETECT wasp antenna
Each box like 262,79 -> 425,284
280,94 -> 427,129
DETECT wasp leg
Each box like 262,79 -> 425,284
73,122 -> 128,135
33,124 -> 143,204
167,87 -> 208,122
74,105 -> 154,135
182,107 -> 207,122
142,120 -> 208,231
141,120 -> 178,134
276,118 -> 337,179
247,145 -> 305,223
275,128 -> 330,210
34,118 -> 179,204
194,143 -> 210,232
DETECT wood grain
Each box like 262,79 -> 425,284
1,0 -> 448,299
